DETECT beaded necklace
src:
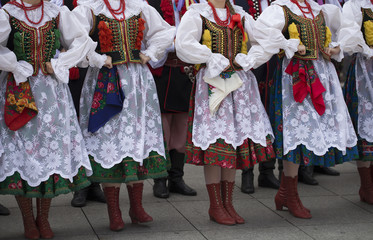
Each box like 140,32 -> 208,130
8,0 -> 44,25
103,0 -> 126,22
291,0 -> 315,19
208,1 -> 230,27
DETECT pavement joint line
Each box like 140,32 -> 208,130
81,206 -> 102,240
341,195 -> 373,215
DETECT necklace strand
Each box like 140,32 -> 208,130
103,0 -> 126,21
9,0 -> 44,25
291,0 -> 315,19
208,1 -> 230,27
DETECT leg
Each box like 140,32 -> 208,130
126,180 -> 153,223
221,168 -> 244,224
15,196 -> 39,239
275,161 -> 311,219
357,161 -> 373,204
153,114 -> 172,199
258,159 -> 280,189
241,167 -> 254,194
298,165 -> 318,185
102,183 -> 125,231
0,203 -> 10,216
36,198 -> 53,239
204,166 -> 235,225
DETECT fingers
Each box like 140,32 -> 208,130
104,56 -> 113,69
45,62 -> 54,74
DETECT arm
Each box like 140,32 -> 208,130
322,4 -> 344,61
0,9 -> 33,85
175,8 -> 229,78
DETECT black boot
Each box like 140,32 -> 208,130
71,186 -> 89,207
314,166 -> 340,176
168,150 -> 197,196
258,160 -> 280,189
298,166 -> 318,185
0,203 -> 10,216
153,178 -> 169,198
241,168 -> 254,194
87,182 -> 106,203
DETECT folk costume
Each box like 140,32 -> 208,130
175,1 -> 275,225
0,0 -> 95,238
73,0 -> 175,231
147,0 -> 197,199
255,0 -> 358,219
234,0 -> 281,194
339,0 -> 373,204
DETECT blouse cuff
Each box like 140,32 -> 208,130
141,46 -> 159,63
12,61 -> 34,85
284,39 -> 300,59
235,53 -> 255,72
363,46 -> 373,59
88,50 -> 107,68
51,58 -> 69,84
205,53 -> 230,79
330,42 -> 343,62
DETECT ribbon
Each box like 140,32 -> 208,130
285,58 -> 326,115
228,13 -> 245,40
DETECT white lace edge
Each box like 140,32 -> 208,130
192,131 -> 274,151
87,147 -> 167,169
358,132 -> 373,144
283,139 -> 358,157
0,162 -> 93,188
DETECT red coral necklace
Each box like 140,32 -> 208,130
103,0 -> 126,22
208,1 -> 230,27
9,0 -> 44,25
291,0 -> 315,19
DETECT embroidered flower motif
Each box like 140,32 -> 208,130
324,129 -> 337,143
214,119 -> 227,134
295,124 -> 310,140
120,136 -> 135,152
86,137 -> 100,151
100,142 -> 118,164
26,160 -> 42,180
146,131 -> 158,146
197,123 -> 211,144
311,130 -> 325,149
363,118 -> 373,136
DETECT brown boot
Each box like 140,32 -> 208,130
221,181 -> 244,224
275,172 -> 310,213
103,187 -> 125,231
283,175 -> 312,219
206,183 -> 235,225
358,167 -> 373,204
36,198 -> 53,239
127,183 -> 153,224
15,196 -> 40,240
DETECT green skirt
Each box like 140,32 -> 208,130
0,167 -> 90,198
88,151 -> 170,183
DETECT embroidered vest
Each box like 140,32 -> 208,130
90,13 -> 145,65
200,16 -> 245,72
361,8 -> 373,47
282,6 -> 329,60
6,12 -> 60,76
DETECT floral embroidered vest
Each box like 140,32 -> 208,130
361,8 -> 373,47
200,16 -> 246,72
5,11 -> 61,76
90,13 -> 145,65
282,6 -> 330,60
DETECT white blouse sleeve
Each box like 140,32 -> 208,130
175,8 -> 229,78
321,4 -> 344,61
254,5 -> 299,59
0,9 -> 33,85
339,1 -> 373,58
140,4 -> 176,62
51,6 -> 101,83
235,12 -> 275,71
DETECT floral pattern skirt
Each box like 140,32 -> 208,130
88,151 -> 170,183
269,58 -> 358,166
344,56 -> 373,162
185,79 -> 275,169
0,167 -> 90,198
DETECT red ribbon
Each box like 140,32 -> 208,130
285,59 -> 326,116
228,13 -> 245,40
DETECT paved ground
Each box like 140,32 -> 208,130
1,161 -> 373,240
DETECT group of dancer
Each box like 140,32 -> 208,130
0,0 -> 372,239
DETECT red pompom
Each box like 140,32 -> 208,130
73,0 -> 78,8
98,21 -> 113,52
69,67 -> 80,80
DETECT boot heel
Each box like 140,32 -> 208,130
275,201 -> 283,211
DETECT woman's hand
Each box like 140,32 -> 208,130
104,55 -> 113,69
139,53 -> 151,64
297,45 -> 306,55
324,46 -> 340,56
45,62 -> 54,74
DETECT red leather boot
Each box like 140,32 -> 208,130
221,181 -> 244,224
275,172 -> 310,213
206,183 -> 236,225
36,198 -> 53,239
127,183 -> 153,223
103,187 -> 125,231
15,196 -> 40,239
283,175 -> 312,219
358,167 -> 373,204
